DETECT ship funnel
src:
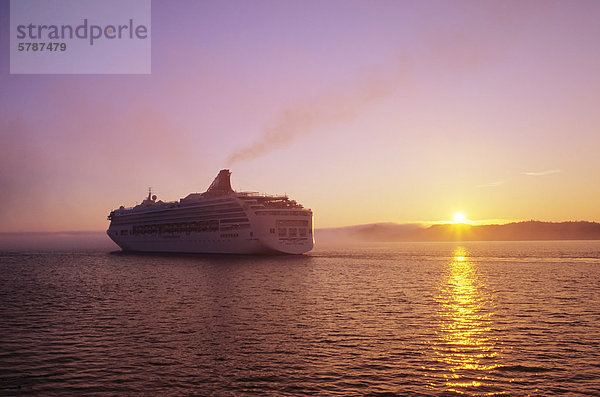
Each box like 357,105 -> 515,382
206,169 -> 234,196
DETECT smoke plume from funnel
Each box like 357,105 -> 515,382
226,72 -> 402,166
225,2 -> 529,166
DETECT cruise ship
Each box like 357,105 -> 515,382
107,170 -> 314,254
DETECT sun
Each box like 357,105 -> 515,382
453,212 -> 467,223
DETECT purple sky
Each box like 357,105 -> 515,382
1,0 -> 599,232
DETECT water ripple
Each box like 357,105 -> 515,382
1,242 -> 599,395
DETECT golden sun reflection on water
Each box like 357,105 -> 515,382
428,246 -> 499,393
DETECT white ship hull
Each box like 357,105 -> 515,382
107,229 -> 313,255
107,170 -> 314,255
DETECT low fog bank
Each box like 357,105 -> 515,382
315,221 -> 600,243
0,231 -> 117,251
315,223 -> 425,246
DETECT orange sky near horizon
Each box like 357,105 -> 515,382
1,0 -> 600,233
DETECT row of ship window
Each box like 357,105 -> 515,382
118,221 -> 310,237
111,208 -> 246,225
276,219 -> 309,227
256,211 -> 310,216
271,227 -> 310,237
129,221 -> 220,235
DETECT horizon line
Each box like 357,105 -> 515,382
4,219 -> 599,235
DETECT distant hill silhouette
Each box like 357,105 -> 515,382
316,221 -> 600,242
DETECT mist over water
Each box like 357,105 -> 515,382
0,231 -> 115,251
1,241 -> 599,395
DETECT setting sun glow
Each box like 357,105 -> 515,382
453,212 -> 467,224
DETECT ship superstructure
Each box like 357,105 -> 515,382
106,170 -> 314,254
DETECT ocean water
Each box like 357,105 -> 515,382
0,241 -> 599,396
